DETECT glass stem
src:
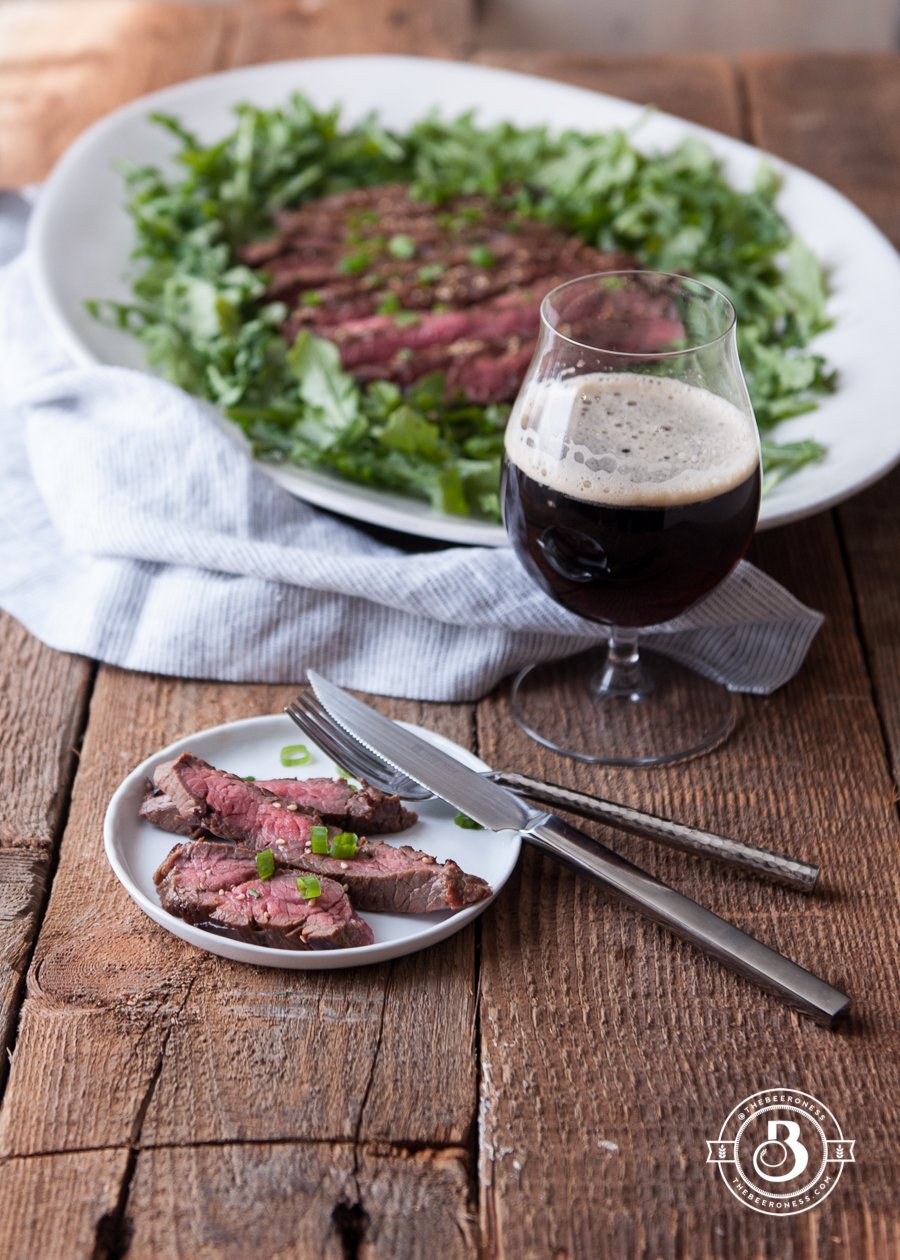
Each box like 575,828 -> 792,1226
591,628 -> 651,702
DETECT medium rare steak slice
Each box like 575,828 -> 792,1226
154,841 -> 374,950
154,840 -> 261,917
252,777 -> 417,835
286,839 -> 492,914
141,771 -> 416,837
153,753 -> 325,867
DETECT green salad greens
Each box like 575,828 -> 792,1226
89,94 -> 835,519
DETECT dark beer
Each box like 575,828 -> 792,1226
502,373 -> 760,628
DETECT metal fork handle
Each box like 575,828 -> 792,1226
527,813 -> 849,1027
492,772 -> 819,892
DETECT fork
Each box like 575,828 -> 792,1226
284,693 -> 819,892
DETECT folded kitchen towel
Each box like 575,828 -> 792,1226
0,230 -> 823,701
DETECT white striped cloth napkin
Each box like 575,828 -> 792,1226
0,238 -> 823,701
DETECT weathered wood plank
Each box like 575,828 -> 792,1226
476,513 -> 900,1257
835,468 -> 900,786
0,612 -> 92,849
474,0 -> 898,58
740,52 -> 900,247
741,52 -> 900,791
472,50 -> 742,134
0,613 -> 92,1075
125,1141 -> 477,1259
0,1 -> 232,185
0,672 -> 479,1156
0,1148 -> 131,1260
228,0 -> 473,64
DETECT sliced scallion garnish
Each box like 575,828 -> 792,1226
388,233 -> 415,260
329,831 -> 359,859
310,825 -> 329,855
454,812 -> 483,830
256,849 -> 276,879
296,874 -> 322,899
281,743 -> 312,767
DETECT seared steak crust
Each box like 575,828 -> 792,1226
239,183 -> 635,402
153,841 -> 374,950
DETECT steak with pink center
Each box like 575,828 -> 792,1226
153,841 -> 374,950
152,754 -> 491,914
153,840 -> 261,918
287,839 -> 492,913
154,754 -> 323,864
210,873 -> 374,949
252,776 -> 416,834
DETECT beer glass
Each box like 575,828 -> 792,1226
502,272 -> 761,765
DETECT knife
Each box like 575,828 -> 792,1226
307,671 -> 850,1028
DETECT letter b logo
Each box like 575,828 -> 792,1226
752,1120 -> 809,1183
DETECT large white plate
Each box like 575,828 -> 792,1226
29,55 -> 900,542
104,713 -> 519,969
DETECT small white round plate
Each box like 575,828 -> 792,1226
29,55 -> 900,538
104,713 -> 520,968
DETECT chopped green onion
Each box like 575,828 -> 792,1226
310,824 -> 329,855
301,291 -> 322,307
247,887 -> 262,899
335,768 -> 359,789
468,245 -> 495,268
281,743 -> 312,767
242,775 -> 256,782
454,812 -> 483,830
338,249 -> 372,274
329,831 -> 359,859
296,874 -> 322,899
376,291 -> 401,315
256,848 -> 276,879
393,310 -> 420,328
388,233 -> 416,260
417,263 -> 444,283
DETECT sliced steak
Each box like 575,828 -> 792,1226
153,754 -> 325,867
141,772 -> 416,837
140,785 -> 197,837
153,840 -> 263,917
241,182 -> 635,403
154,841 -> 373,950
151,754 -> 490,913
253,777 -> 417,835
286,838 -> 492,914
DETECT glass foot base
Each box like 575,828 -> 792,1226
508,647 -> 736,767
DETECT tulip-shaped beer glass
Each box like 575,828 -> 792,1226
502,272 -> 761,765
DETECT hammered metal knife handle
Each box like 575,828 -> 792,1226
491,771 -> 819,892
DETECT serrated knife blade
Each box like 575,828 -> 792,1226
306,671 -> 851,1028
307,670 -> 542,833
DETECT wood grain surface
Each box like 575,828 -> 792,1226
0,8 -> 898,1258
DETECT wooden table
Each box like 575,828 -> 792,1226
1,5 -> 898,1257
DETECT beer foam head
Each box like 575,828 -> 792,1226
505,372 -> 759,507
